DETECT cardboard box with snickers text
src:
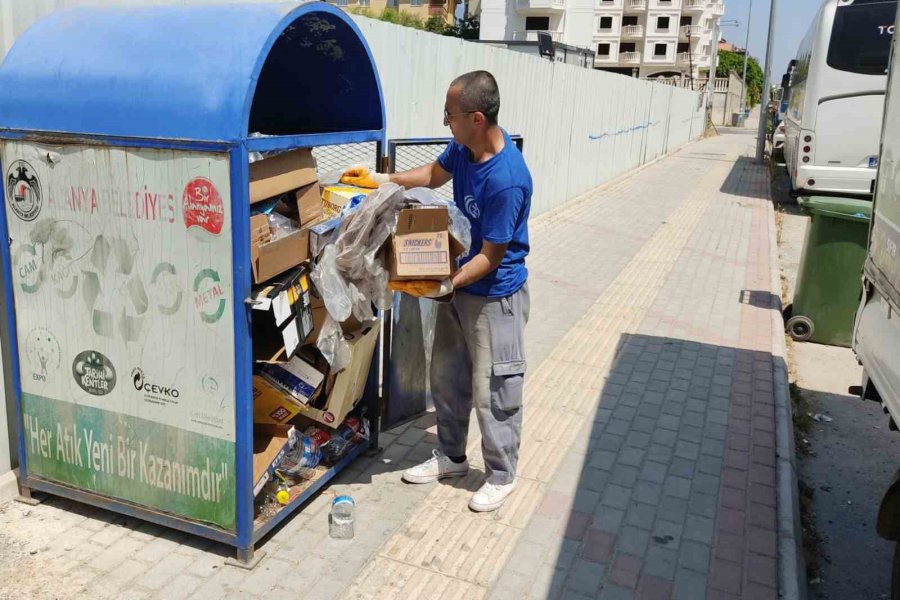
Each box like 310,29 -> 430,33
389,206 -> 465,281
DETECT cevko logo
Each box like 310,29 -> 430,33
132,367 -> 181,401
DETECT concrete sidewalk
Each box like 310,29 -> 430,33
0,126 -> 797,600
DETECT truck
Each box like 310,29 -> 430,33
853,2 -> 900,596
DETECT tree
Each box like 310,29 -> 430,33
348,7 -> 475,39
425,16 -> 449,35
716,50 -> 764,106
443,15 -> 480,40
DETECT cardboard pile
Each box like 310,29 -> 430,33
248,150 -> 382,511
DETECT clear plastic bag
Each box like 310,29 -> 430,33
310,184 -> 472,369
267,212 -> 298,241
310,184 -> 406,368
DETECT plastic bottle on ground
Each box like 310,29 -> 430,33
329,495 -> 355,539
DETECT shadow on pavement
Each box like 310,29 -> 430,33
539,332 -> 785,599
720,157 -> 769,200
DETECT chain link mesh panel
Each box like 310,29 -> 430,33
390,140 -> 454,200
311,142 -> 379,179
388,137 -> 523,202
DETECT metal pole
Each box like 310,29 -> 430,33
739,0 -> 753,118
756,0 -> 778,162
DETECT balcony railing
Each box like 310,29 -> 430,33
512,30 -> 562,41
680,25 -> 706,37
644,77 -> 730,92
622,24 -> 644,37
683,0 -> 705,9
620,51 -> 641,64
516,0 -> 566,9
625,0 -> 647,10
678,52 -> 701,64
711,2 -> 725,15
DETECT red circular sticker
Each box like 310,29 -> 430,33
323,412 -> 335,424
183,177 -> 224,235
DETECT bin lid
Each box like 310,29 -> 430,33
0,2 -> 384,143
798,196 -> 872,222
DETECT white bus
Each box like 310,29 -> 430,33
785,0 -> 897,197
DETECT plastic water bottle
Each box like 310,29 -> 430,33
329,495 -> 355,539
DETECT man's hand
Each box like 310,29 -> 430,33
451,241 -> 507,290
388,278 -> 454,299
340,166 -> 390,189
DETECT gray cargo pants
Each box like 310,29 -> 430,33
430,283 -> 529,485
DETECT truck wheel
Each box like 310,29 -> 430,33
786,315 -> 814,342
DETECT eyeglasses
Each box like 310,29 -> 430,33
443,109 -> 476,126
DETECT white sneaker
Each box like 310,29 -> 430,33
401,449 -> 469,484
469,480 -> 517,512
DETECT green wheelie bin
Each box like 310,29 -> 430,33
786,196 -> 872,347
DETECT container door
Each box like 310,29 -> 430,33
2,141 -> 238,531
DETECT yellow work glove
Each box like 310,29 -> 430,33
340,166 -> 390,189
388,279 -> 454,299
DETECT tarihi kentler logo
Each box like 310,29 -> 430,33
72,351 -> 117,396
6,160 -> 43,221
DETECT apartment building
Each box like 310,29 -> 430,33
480,0 -> 723,81
328,0 -> 459,25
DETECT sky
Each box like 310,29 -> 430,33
720,0 -> 824,77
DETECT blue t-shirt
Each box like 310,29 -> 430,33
437,130 -> 532,298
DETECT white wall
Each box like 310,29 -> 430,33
356,16 -> 704,215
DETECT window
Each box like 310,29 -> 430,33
335,0 -> 348,5
654,43 -> 668,56
598,43 -> 611,56
827,1 -> 897,75
599,16 -> 613,29
657,16 -> 670,30
410,0 -> 422,5
359,0 -> 369,5
623,16 -> 639,26
677,42 -> 690,53
525,16 -> 551,30
621,42 -> 637,52
680,16 -> 692,26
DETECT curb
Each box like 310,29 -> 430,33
764,188 -> 808,600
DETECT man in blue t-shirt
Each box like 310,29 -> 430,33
343,71 -> 532,512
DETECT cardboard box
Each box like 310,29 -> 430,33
307,305 -> 328,344
250,214 -> 310,284
389,206 -> 465,281
253,325 -> 379,429
301,323 -> 379,428
250,149 -> 318,204
295,182 -> 323,226
322,185 -> 373,218
253,377 -> 305,425
252,266 -> 315,362
308,215 -> 342,259
252,423 -> 297,496
259,354 -> 326,406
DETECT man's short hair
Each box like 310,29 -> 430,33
451,71 -> 501,125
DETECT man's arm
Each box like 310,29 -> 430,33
451,240 -> 507,289
390,161 -> 452,190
